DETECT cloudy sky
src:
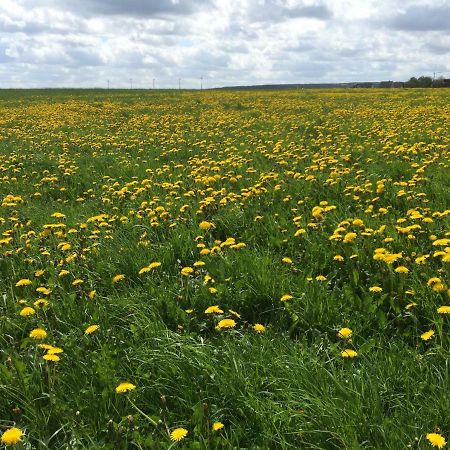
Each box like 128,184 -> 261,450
1,0 -> 449,88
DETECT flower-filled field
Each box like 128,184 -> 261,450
0,88 -> 449,449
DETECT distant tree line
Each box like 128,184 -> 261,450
406,76 -> 449,88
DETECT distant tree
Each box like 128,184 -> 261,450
418,76 -> 433,87
406,76 -> 433,87
406,77 -> 418,87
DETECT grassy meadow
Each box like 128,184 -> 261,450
0,88 -> 450,449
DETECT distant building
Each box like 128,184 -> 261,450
353,82 -> 377,88
432,78 -> 450,88
353,81 -> 403,89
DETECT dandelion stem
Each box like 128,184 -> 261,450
127,397 -> 159,427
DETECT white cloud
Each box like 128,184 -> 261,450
0,0 -> 449,88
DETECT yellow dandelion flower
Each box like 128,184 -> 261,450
170,428 -> 188,442
16,278 -> 32,287
337,328 -> 353,339
112,274 -> 125,283
333,255 -> 344,261
421,330 -> 434,341
216,319 -> 236,330
282,257 -> 293,264
395,266 -> 409,274
433,239 -> 450,246
193,261 -> 205,267
85,324 -> 99,335
72,279 -> 84,286
205,305 -> 223,317
209,287 -> 218,294
20,307 -> 35,317
426,433 -> 447,448
115,382 -> 136,393
88,290 -> 96,300
139,266 -> 151,275
38,344 -> 53,350
226,238 -> 240,248
415,255 -> 428,264
253,323 -> 266,333
343,232 -> 357,243
36,287 -> 52,295
213,422 -> 224,431
34,269 -> 45,277
280,294 -> 293,302
294,228 -> 306,236
59,270 -> 70,277
341,349 -> 358,358
369,286 -> 383,293
47,347 -> 63,354
432,283 -> 446,292
437,306 -> 450,314
199,221 -> 214,230
315,275 -> 327,281
1,427 -> 24,446
29,328 -> 47,340
228,309 -> 241,318
429,273 -> 443,285
181,267 -> 194,276
34,299 -> 49,308
43,354 -> 60,362
148,262 -> 161,270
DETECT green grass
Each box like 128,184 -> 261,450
0,88 -> 449,449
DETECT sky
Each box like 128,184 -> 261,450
0,0 -> 449,88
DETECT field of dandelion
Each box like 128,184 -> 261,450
0,88 -> 449,449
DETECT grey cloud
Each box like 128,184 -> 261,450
192,50 -> 230,71
221,22 -> 260,40
388,5 -> 450,31
64,44 -> 104,66
425,40 -> 450,55
0,21 -> 82,36
38,0 -> 214,18
222,42 -> 250,54
0,35 -> 103,67
0,10 -> 89,36
246,1 -> 332,23
284,39 -> 318,53
0,44 -> 15,63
